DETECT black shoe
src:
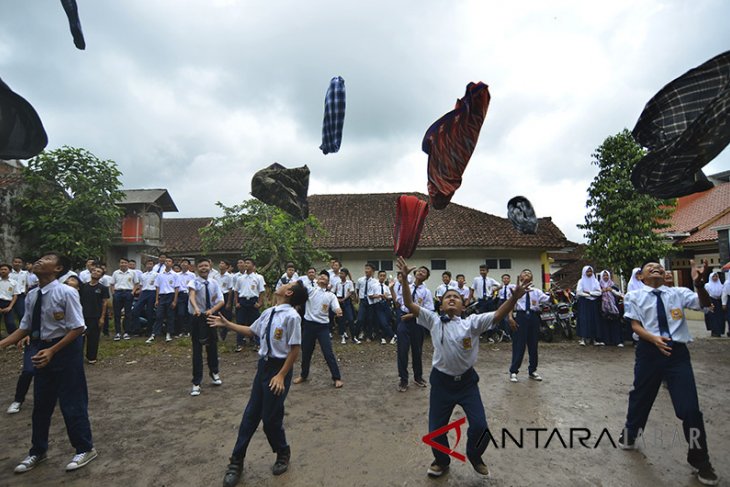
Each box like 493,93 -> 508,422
272,446 -> 290,476
618,431 -> 636,450
222,458 -> 243,487
695,461 -> 719,486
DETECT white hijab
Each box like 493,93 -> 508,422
705,272 -> 723,298
627,267 -> 643,292
578,265 -> 601,293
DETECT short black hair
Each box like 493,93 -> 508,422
365,263 -> 376,270
418,266 -> 430,279
502,273 -> 510,279
479,264 -> 488,270
285,262 -> 296,269
243,257 -> 255,265
197,258 -> 211,265
308,267 -> 317,272
456,274 -> 465,279
0,263 -> 11,271
332,258 -> 340,265
319,270 -> 330,278
288,281 -> 309,307
442,271 -> 452,278
641,259 -> 660,270
129,259 -> 137,264
180,258 -> 191,265
442,288 -> 464,303
145,259 -> 155,265
378,270 -> 386,276
45,251 -> 70,279
219,259 -> 230,267
119,257 -> 129,263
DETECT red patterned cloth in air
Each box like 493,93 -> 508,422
422,82 -> 491,210
394,195 -> 429,258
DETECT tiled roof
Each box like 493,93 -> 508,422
161,193 -> 570,254
679,211 -> 730,245
120,189 -> 178,212
664,182 -> 730,234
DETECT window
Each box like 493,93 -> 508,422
484,259 -> 498,270
431,259 -> 446,270
485,258 -> 512,270
367,260 -> 379,270
499,259 -> 512,269
380,260 -> 393,271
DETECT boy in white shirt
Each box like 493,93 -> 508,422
396,265 -> 434,392
470,265 -> 499,314
176,259 -> 196,337
110,258 -> 140,341
10,257 -> 29,322
0,263 -> 20,336
369,270 -> 395,345
333,268 -> 359,344
148,257 -> 178,343
234,258 -> 266,352
455,274 -> 471,306
434,271 -> 458,313
131,259 -> 158,336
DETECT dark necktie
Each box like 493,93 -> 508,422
310,279 -> 314,288
365,277 -> 370,297
525,292 -> 531,314
412,284 -> 418,301
651,289 -> 671,338
264,309 -> 277,357
380,283 -> 384,295
204,281 -> 211,310
482,277 -> 487,298
30,290 -> 43,340
503,287 -> 507,299
340,282 -> 345,298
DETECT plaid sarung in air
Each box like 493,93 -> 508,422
631,51 -> 730,199
319,76 -> 346,155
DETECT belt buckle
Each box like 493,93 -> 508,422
263,355 -> 269,362
454,375 -> 462,382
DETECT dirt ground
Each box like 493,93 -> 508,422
1,323 -> 728,487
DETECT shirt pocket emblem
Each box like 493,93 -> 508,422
462,337 -> 472,350
273,327 -> 283,341
53,311 -> 65,321
250,284 -> 256,290
321,303 -> 329,313
169,279 -> 173,285
670,308 -> 683,320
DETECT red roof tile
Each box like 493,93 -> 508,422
679,211 -> 730,244
664,182 -> 730,234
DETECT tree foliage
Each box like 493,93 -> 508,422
578,129 -> 676,280
16,146 -> 125,267
199,199 -> 330,286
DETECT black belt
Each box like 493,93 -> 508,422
34,336 -> 64,345
433,366 -> 475,382
262,356 -> 286,367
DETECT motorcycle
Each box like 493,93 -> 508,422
538,303 -> 556,342
554,301 -> 576,339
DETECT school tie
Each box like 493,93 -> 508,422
340,283 -> 345,298
412,284 -> 419,301
380,283 -> 384,295
525,292 -> 531,314
310,279 -> 315,288
651,289 -> 671,338
203,281 -> 211,310
264,309 -> 277,357
482,277 -> 487,299
440,315 -> 451,323
30,290 -> 42,340
365,277 -> 370,298
503,286 -> 507,300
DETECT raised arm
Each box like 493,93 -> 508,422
691,259 -> 712,308
492,275 -> 530,323
396,257 -> 420,317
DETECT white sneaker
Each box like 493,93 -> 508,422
578,339 -> 586,346
390,336 -> 397,345
594,342 -> 606,346
211,373 -> 222,386
122,333 -> 131,340
358,333 -> 364,340
145,335 -> 155,344
617,343 -> 625,348
165,333 -> 173,342
381,338 -> 387,345
113,333 -> 121,341
509,373 -> 518,383
7,401 -> 22,414
341,336 -> 346,344
14,454 -> 46,473
343,333 -> 349,339
529,372 -> 543,381
329,332 -> 333,338
190,385 -> 201,396
352,337 -> 361,344
65,449 -> 97,471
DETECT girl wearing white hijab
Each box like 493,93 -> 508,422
627,268 -> 643,292
599,270 -> 624,346
576,266 -> 604,346
705,272 -> 725,337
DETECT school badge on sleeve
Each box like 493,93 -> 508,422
321,303 -> 329,313
273,327 -> 284,341
53,311 -> 65,321
670,308 -> 683,320
462,337 -> 472,350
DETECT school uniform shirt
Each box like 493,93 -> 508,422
58,270 -> 78,284
471,276 -> 499,300
133,269 -> 144,284
236,272 -> 266,298
187,276 -> 225,314
153,262 -> 166,273
397,283 -> 435,313
417,308 -> 495,376
155,270 -> 179,295
624,284 -> 699,343
435,281 -> 459,299
456,285 -> 471,301
333,279 -> 355,300
229,272 -> 242,291
19,280 -> 85,340
722,280 -> 730,306
213,271 -> 232,294
356,276 -> 376,299
275,274 -> 297,291
497,284 -> 513,301
298,275 -> 318,292
10,269 -> 29,293
177,270 -> 196,294
327,269 -> 339,284
367,281 -> 391,304
514,289 -> 551,311
27,272 -> 39,289
111,269 -> 138,291
0,277 -> 20,301
140,270 -> 159,292
79,282 -> 109,319
304,287 -> 341,323
78,269 -> 91,284
251,304 -> 302,359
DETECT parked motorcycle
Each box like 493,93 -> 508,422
554,301 -> 576,339
538,303 -> 556,342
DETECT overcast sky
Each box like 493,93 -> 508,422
2,0 -> 728,243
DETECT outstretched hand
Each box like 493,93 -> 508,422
690,259 -> 710,285
207,314 -> 226,328
396,256 -> 415,279
511,274 -> 532,300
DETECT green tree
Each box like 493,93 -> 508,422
578,129 -> 676,280
199,199 -> 330,286
16,146 -> 124,267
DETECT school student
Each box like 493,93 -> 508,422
494,274 -> 513,341
509,269 -> 550,383
576,265 -> 604,346
455,274 -> 471,307
704,272 -> 724,337
275,263 -> 298,291
599,270 -> 624,346
131,259 -> 158,335
355,263 -> 376,340
396,264 -> 433,392
78,266 -> 109,364
369,270 -> 396,344
0,263 -> 20,336
208,280 -> 309,487
298,267 -> 318,291
470,264 -> 499,314
188,259 -> 225,396
10,257 -> 29,322
147,257 -> 179,343
234,258 -> 266,352
77,259 -> 96,284
294,270 -> 343,387
110,258 -> 139,341
153,254 -> 167,273
175,259 -> 196,337
434,271 -> 458,313
333,267 -> 359,344
619,260 -> 718,486
396,256 -> 528,478
0,252 -> 97,473
326,259 -> 342,287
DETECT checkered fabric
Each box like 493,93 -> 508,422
61,0 -> 86,50
0,77 -> 48,160
319,76 -> 346,155
394,195 -> 429,258
631,51 -> 730,199
422,82 -> 490,210
251,163 -> 310,220
507,196 -> 538,234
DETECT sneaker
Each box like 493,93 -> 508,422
272,446 -> 291,476
211,373 -> 222,386
343,333 -> 349,339
341,336 -> 346,344
7,401 -> 22,414
65,448 -> 98,471
145,335 -> 155,344
190,385 -> 201,396
381,338 -> 387,345
184,332 -> 191,338
413,378 -> 428,388
87,359 -> 97,365
488,337 -> 495,343
618,431 -> 637,450
329,332 -> 333,339
695,461 -> 719,486
510,373 -> 518,382
529,372 -> 543,381
427,461 -> 449,477
578,339 -> 586,346
470,460 -> 489,476
397,381 -> 408,392
352,337 -> 361,344
358,333 -> 364,340
617,343 -> 625,348
14,454 -> 47,473
122,333 -> 131,340
223,459 -> 243,487
113,333 -> 121,341
165,333 -> 173,343
594,342 -> 606,346
235,345 -> 243,353
390,336 -> 397,344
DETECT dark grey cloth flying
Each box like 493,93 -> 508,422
251,163 -> 310,220
0,77 -> 48,160
507,196 -> 538,234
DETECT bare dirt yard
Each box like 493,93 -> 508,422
1,324 -> 729,487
